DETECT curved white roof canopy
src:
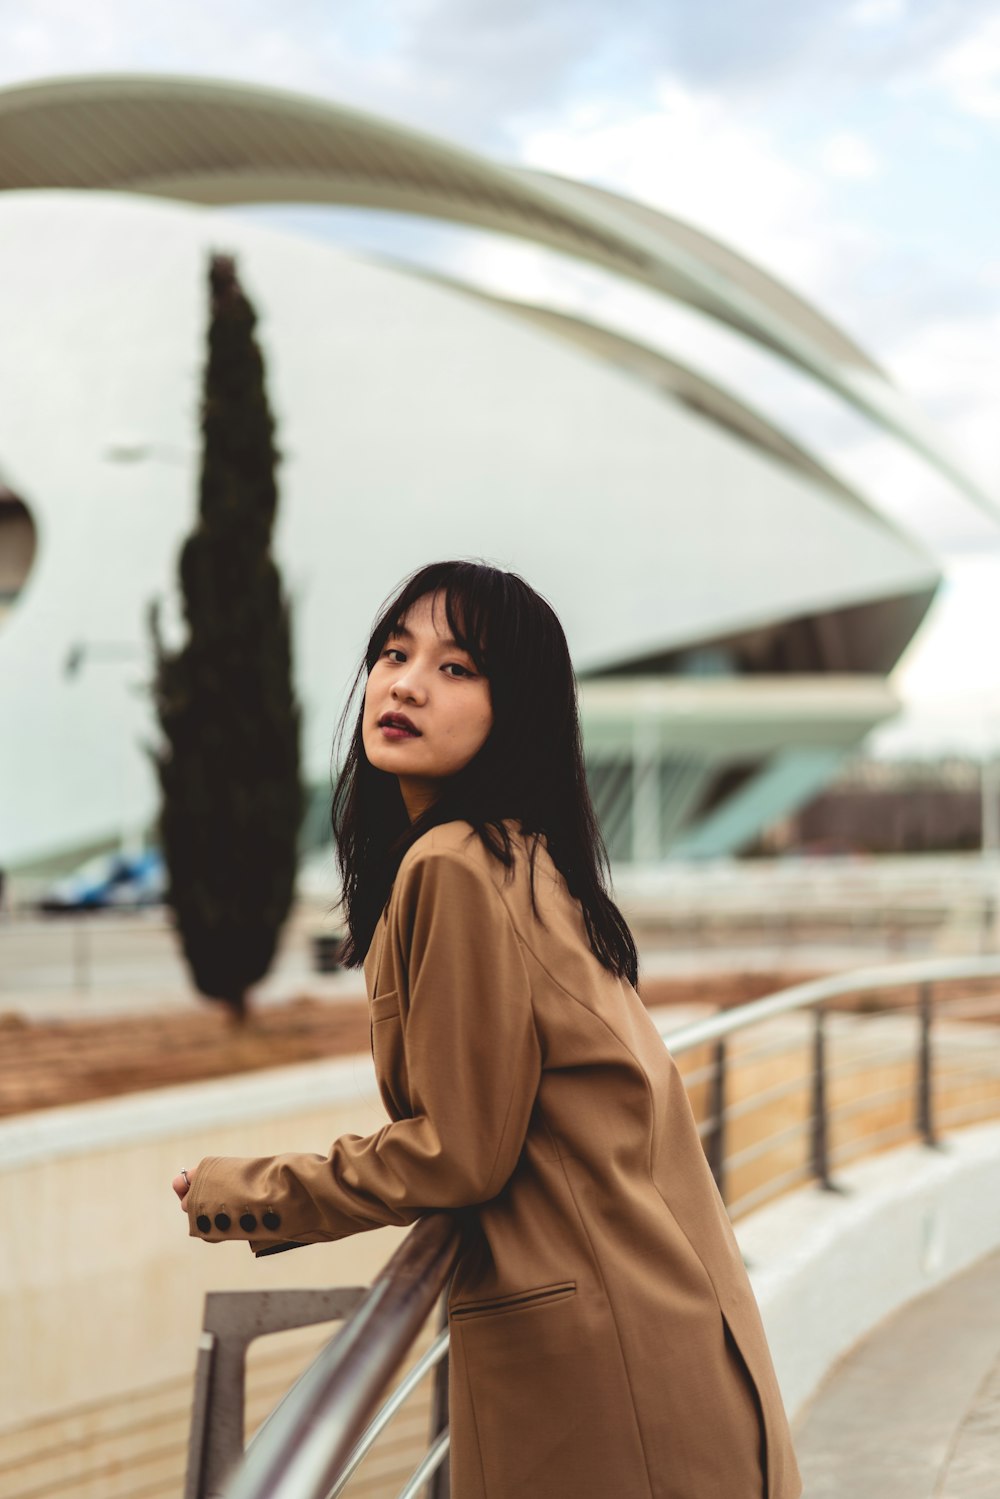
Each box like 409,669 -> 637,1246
388,263 -> 892,528
0,71 -> 993,520
0,191 -> 941,865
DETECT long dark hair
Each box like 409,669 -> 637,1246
331,560 -> 638,985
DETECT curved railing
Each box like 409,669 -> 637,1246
198,952 -> 1000,1499
665,952 -> 1000,1218
184,1213 -> 460,1499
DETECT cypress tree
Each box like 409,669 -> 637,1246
149,253 -> 303,1020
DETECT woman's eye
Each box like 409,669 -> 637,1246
383,648 -> 406,664
442,662 -> 474,678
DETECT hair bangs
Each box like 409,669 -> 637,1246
365,560 -> 500,677
439,569 -> 498,675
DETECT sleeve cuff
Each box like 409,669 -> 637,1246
186,1155 -> 295,1247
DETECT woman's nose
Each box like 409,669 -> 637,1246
391,671 -> 427,704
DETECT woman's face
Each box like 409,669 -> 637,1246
362,590 -> 494,819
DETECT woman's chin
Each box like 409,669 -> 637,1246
366,742 -> 425,777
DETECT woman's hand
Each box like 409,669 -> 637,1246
172,1167 -> 196,1210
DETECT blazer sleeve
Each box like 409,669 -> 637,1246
186,847 -> 541,1251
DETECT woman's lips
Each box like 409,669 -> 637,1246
378,713 -> 421,738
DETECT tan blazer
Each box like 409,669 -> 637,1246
188,823 -> 801,1499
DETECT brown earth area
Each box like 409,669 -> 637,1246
0,972 -> 804,1117
1,971 -> 997,1119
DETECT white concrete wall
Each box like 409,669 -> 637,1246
735,1118 -> 1000,1419
0,1054 -> 406,1431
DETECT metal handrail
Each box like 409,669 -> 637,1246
212,949 -> 1000,1499
828,1119 -> 917,1168
940,1097 -> 1000,1128
323,1330 -> 449,1498
727,1162 -> 815,1220
658,953 -> 1000,1054
396,1431 -> 451,1499
222,1212 -> 460,1499
934,992 -> 1000,1020
723,1071 -> 811,1122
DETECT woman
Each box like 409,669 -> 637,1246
173,560 -> 802,1499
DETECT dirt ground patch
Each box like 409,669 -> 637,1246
4,968 -> 993,1119
0,971 -> 831,1118
0,997 -> 372,1118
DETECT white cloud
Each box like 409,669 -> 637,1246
0,1 -> 326,92
847,0 -> 908,25
514,76 -> 864,297
818,307 -> 1000,558
869,551 -> 1000,757
821,130 -> 881,179
893,554 -> 1000,697
0,1 -> 429,128
886,312 -> 1000,485
927,14 -> 1000,121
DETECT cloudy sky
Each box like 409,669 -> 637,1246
3,0 -> 999,752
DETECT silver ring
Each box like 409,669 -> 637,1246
181,1169 -> 190,1187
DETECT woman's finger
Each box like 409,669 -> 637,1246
172,1169 -> 193,1207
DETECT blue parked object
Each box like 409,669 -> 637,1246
40,849 -> 166,912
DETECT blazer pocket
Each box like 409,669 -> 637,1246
450,1281 -> 577,1321
370,989 -> 401,1023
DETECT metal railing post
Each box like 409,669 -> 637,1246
185,1287 -> 365,1499
706,1038 -> 727,1203
917,981 -> 938,1146
224,1214 -> 461,1499
810,1006 -> 835,1190
427,1289 -> 452,1499
184,1333 -> 218,1499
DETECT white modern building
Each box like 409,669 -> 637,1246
0,74 -> 982,870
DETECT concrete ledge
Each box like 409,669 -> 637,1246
735,1119 -> 1000,1420
0,1003 -> 698,1172
0,1054 -> 380,1171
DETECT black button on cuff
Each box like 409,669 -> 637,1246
240,1213 -> 257,1233
214,1213 -> 231,1232
262,1210 -> 281,1231
196,1215 -> 211,1234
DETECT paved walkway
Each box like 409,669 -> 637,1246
794,1249 -> 1000,1497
